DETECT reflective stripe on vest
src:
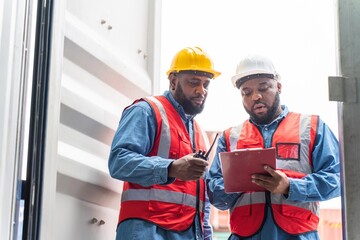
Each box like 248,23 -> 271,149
271,114 -> 318,215
118,95 -> 207,231
122,188 -> 204,213
230,192 -> 266,211
228,124 -> 242,152
147,96 -> 171,158
226,112 -> 319,236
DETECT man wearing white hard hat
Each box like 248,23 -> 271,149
206,55 -> 340,239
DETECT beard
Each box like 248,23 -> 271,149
174,84 -> 205,115
245,92 -> 281,125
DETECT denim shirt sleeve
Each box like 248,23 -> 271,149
108,101 -> 174,187
287,117 -> 341,201
206,134 -> 241,210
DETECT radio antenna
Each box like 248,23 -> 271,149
204,133 -> 219,159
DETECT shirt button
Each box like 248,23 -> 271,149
265,128 -> 268,131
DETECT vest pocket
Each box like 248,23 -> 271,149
232,193 -> 251,216
276,142 -> 300,161
148,200 -> 184,214
238,138 -> 261,149
281,204 -> 313,220
147,188 -> 185,215
177,130 -> 192,155
235,205 -> 251,216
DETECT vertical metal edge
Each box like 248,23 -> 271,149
38,0 -> 66,239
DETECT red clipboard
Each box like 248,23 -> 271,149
219,147 -> 276,192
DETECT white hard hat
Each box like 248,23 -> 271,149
231,54 -> 280,88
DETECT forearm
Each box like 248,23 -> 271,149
288,171 -> 340,201
206,176 -> 239,210
109,147 -> 173,186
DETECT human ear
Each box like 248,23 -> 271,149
169,74 -> 176,90
277,81 -> 282,93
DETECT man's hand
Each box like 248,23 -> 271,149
168,153 -> 209,181
251,165 -> 290,194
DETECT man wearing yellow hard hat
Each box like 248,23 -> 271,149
109,46 -> 220,240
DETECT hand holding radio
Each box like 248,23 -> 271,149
168,133 -> 219,181
193,133 -> 219,161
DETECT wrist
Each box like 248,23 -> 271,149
167,161 -> 175,178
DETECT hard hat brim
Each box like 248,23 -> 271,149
167,69 -> 221,79
231,70 -> 278,88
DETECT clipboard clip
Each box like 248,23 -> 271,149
194,133 -> 219,161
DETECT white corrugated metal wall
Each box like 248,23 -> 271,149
40,0 -> 161,239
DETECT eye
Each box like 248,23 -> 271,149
188,79 -> 200,86
258,85 -> 270,92
203,81 -> 210,89
241,89 -> 252,97
258,82 -> 272,92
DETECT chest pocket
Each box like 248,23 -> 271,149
238,137 -> 262,149
276,142 -> 300,161
169,130 -> 192,159
178,130 -> 192,156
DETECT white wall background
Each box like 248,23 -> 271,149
160,0 -> 340,208
160,0 -> 338,134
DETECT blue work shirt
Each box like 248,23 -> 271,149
109,91 -> 212,240
206,105 -> 341,240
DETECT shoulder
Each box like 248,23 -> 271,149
287,111 -> 319,122
122,99 -> 154,119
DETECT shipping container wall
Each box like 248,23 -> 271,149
41,0 -> 161,239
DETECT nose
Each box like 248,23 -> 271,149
195,85 -> 207,95
251,91 -> 262,101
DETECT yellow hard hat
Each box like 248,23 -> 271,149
166,47 -> 221,79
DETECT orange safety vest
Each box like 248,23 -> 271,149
224,112 -> 320,237
118,95 -> 209,231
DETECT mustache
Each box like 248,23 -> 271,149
193,92 -> 205,98
252,101 -> 267,109
191,93 -> 206,100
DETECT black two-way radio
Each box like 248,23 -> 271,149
193,133 -> 219,161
